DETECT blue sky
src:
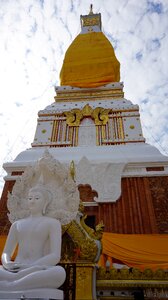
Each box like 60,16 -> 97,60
0,0 -> 168,194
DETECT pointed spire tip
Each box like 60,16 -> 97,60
89,4 -> 93,15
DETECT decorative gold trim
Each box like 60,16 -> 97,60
98,297 -> 132,300
75,126 -> 79,146
119,117 -> 125,139
101,140 -> 145,145
32,142 -> 72,147
31,139 -> 145,148
56,89 -> 123,97
55,86 -> 123,97
56,86 -> 123,95
97,267 -> 168,282
69,126 -> 73,143
56,94 -> 124,102
97,279 -> 168,288
38,110 -> 139,118
51,120 -> 57,141
96,126 -> 99,146
55,89 -> 124,102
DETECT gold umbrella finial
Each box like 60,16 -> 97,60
89,4 -> 93,15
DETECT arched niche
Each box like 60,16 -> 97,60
78,118 -> 96,146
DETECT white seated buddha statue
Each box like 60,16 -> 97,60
0,185 -> 66,293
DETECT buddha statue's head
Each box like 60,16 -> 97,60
28,185 -> 53,216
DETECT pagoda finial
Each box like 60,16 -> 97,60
89,4 -> 93,15
80,5 -> 101,31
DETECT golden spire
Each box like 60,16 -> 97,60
60,8 -> 120,88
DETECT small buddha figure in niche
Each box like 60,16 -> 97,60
0,185 -> 66,291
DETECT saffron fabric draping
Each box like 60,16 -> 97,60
0,236 -> 6,258
0,235 -> 17,262
60,31 -> 120,88
1,233 -> 168,270
101,232 -> 168,270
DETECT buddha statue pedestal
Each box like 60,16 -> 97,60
0,288 -> 63,300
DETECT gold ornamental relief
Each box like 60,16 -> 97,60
92,107 -> 110,125
81,10 -> 101,28
65,220 -> 98,262
64,104 -> 110,127
82,104 -> 93,117
97,267 -> 168,282
80,215 -> 104,240
64,109 -> 83,126
82,16 -> 100,27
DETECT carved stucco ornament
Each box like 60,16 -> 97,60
64,104 -> 110,127
7,150 -> 80,225
76,157 -> 126,202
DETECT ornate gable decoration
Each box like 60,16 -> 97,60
76,157 -> 126,202
64,104 -> 110,126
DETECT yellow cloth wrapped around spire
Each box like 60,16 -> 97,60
60,32 -> 120,88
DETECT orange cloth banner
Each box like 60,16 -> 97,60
0,235 -> 6,255
0,235 -> 18,262
1,233 -> 168,270
0,235 -> 6,263
102,232 -> 168,270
